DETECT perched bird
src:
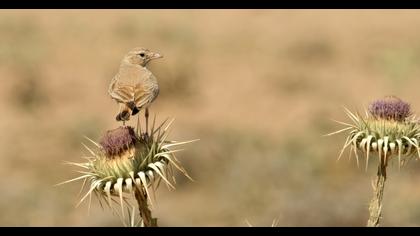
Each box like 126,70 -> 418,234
108,47 -> 163,132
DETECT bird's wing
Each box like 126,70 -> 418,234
109,69 -> 154,109
134,82 -> 156,109
109,74 -> 135,103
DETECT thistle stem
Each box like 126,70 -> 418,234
134,187 -> 158,227
367,154 -> 387,227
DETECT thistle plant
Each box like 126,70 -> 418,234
327,96 -> 420,227
58,117 -> 197,227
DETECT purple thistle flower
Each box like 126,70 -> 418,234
99,126 -> 137,158
368,96 -> 411,121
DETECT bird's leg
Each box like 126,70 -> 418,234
145,108 -> 149,137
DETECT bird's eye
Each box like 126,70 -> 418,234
139,53 -> 145,57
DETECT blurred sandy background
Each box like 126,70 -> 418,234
2,10 -> 420,226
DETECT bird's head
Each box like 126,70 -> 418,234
123,47 -> 163,67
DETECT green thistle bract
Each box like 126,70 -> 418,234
328,97 -> 420,170
58,118 -> 197,224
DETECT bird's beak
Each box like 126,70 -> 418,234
150,52 -> 163,60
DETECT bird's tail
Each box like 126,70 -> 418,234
116,105 -> 131,121
116,102 -> 140,121
128,101 -> 140,116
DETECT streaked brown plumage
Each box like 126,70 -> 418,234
108,47 -> 162,129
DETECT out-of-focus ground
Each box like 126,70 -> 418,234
2,10 -> 420,226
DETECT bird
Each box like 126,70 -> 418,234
108,47 -> 163,133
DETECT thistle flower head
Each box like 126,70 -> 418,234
368,96 -> 411,122
328,96 -> 420,170
99,126 -> 138,159
58,118 -> 198,224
